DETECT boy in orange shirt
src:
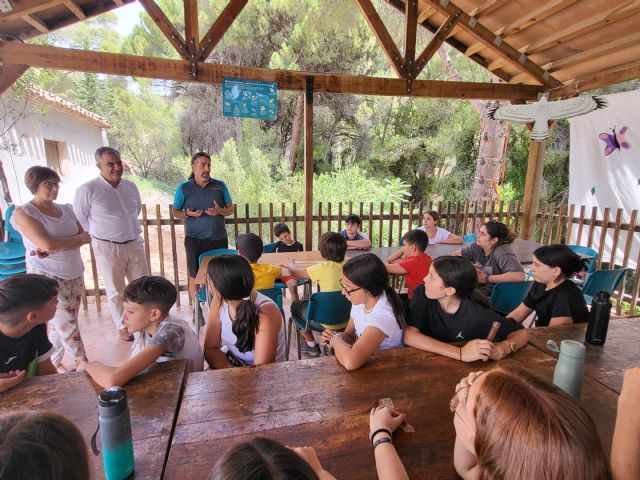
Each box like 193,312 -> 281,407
385,229 -> 432,300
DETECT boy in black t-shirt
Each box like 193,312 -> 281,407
0,274 -> 59,392
273,223 -> 304,302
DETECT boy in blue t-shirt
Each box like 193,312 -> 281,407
0,274 -> 59,392
339,215 -> 371,250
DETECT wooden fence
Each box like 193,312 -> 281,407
4,201 -> 640,316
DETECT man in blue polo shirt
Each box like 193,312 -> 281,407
172,152 -> 233,303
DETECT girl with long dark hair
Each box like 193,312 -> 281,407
203,255 -> 285,368
405,256 -> 528,362
320,253 -> 405,371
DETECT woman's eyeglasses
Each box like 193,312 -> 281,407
339,280 -> 361,295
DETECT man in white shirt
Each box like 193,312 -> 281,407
73,147 -> 149,341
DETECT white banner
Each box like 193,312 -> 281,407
569,89 -> 640,269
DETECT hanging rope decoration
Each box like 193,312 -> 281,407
486,96 -> 608,141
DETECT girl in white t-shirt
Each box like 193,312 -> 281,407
321,253 -> 405,371
204,255 -> 286,368
418,210 -> 463,245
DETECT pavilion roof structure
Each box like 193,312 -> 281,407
1,0 -> 639,100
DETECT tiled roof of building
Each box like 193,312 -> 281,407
26,87 -> 111,129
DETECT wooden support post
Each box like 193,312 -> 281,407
304,77 -> 314,251
520,136 -> 547,240
0,64 -> 28,94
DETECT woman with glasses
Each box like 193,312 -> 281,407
320,253 -> 405,371
11,166 -> 90,371
455,220 -> 525,295
368,363 -> 610,480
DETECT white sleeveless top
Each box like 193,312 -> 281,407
418,226 -> 452,244
11,202 -> 84,279
220,292 -> 286,365
352,292 -> 404,350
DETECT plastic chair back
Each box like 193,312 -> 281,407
582,268 -> 627,301
306,291 -> 351,329
263,242 -> 278,253
4,205 -> 22,244
197,248 -> 237,302
463,233 -> 477,243
258,287 -> 283,310
490,281 -> 533,315
567,245 -> 598,274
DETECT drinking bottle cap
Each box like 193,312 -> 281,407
595,290 -> 610,300
98,387 -> 128,417
559,339 -> 585,359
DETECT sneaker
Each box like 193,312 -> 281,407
299,341 -> 321,357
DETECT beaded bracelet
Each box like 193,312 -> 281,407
369,427 -> 392,443
372,437 -> 393,449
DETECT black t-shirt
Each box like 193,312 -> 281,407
275,240 -> 303,253
0,324 -> 53,375
524,280 -> 589,327
408,285 -> 523,342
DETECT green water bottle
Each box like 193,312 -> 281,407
98,387 -> 135,480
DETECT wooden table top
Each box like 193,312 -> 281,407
164,342 -> 618,479
195,239 -> 540,284
0,360 -> 188,480
526,317 -> 640,393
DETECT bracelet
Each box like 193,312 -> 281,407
459,347 -> 462,361
330,333 -> 343,345
372,437 -> 393,449
509,341 -> 517,354
369,427 -> 392,443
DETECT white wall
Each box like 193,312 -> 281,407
1,99 -> 108,209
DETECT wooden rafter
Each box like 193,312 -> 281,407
417,6 -> 435,23
385,0 -> 514,84
138,0 -> 189,60
355,0 -> 406,78
0,40 -> 544,100
423,0 -> 561,87
197,0 -> 248,63
525,0 -> 640,55
0,0 -> 62,22
184,0 -> 198,57
464,0 -> 577,57
404,0 -> 418,74
548,61 -> 640,99
544,31 -> 640,73
113,0 -> 124,6
23,14 -> 49,33
468,0 -> 509,18
412,10 -> 460,78
0,63 -> 28,94
63,0 -> 86,20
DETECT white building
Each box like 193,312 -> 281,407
1,87 -> 110,209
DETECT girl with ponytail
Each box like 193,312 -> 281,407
203,255 -> 286,368
320,253 -> 405,371
404,256 -> 529,362
508,244 -> 589,327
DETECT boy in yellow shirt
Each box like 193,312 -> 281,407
236,233 -> 282,290
283,232 -> 347,356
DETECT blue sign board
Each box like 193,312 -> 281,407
222,78 -> 278,120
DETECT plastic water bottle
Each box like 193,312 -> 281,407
552,340 -> 585,400
586,290 -> 612,345
98,387 -> 135,480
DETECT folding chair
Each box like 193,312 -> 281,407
288,291 -> 351,360
489,281 -> 533,316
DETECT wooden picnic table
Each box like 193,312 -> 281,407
0,360 -> 188,480
164,334 -> 620,479
526,317 -> 640,393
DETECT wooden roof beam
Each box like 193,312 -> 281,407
525,0 -> 640,55
197,0 -> 248,63
113,0 -> 124,6
63,0 -> 86,20
468,0 -> 509,18
0,40 -> 544,100
412,10 -> 461,78
0,0 -> 62,22
548,61 -> 640,99
355,0 -> 406,78
465,0 -> 577,57
417,6 -> 435,23
0,63 -> 28,94
184,0 -> 198,57
23,14 -> 49,33
404,0 -> 418,75
423,0 -> 561,87
138,0 -> 189,61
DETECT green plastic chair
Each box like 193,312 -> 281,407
257,287 -> 288,359
582,268 -> 627,304
489,281 -> 533,315
463,233 -> 477,243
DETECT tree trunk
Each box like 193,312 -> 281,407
286,92 -> 304,173
0,158 -> 13,204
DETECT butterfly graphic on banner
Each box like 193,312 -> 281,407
598,126 -> 631,156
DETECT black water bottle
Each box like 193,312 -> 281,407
586,291 -> 611,345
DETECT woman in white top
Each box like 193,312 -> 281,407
418,211 -> 463,245
204,254 -> 285,368
321,253 -> 405,371
12,166 -> 91,370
